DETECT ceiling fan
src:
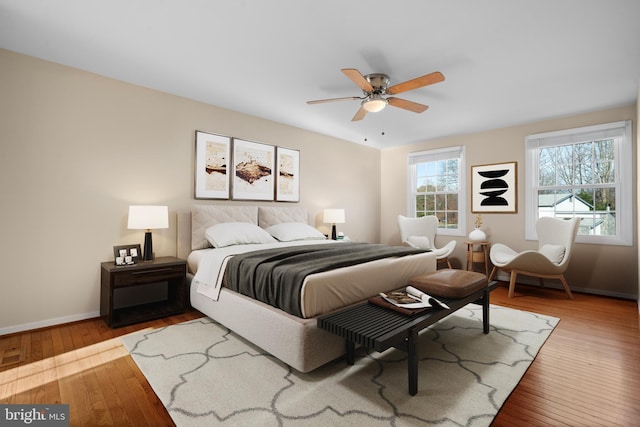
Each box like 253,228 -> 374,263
307,68 -> 445,121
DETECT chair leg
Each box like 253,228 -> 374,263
508,271 -> 518,298
437,257 -> 452,270
488,266 -> 497,281
559,275 -> 574,299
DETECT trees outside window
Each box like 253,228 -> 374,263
407,146 -> 466,236
525,121 -> 632,246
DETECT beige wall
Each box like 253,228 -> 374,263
0,49 -> 381,333
381,105 -> 638,298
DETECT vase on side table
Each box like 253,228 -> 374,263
469,214 -> 487,242
469,228 -> 487,242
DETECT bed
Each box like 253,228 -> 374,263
177,205 -> 437,372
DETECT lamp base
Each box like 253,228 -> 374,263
331,224 -> 337,240
143,231 -> 154,261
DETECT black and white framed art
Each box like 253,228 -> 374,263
471,161 -> 517,213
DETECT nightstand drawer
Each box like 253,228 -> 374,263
113,264 -> 185,287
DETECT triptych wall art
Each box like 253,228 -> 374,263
194,130 -> 300,202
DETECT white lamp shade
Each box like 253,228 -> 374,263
127,205 -> 169,230
323,208 -> 345,224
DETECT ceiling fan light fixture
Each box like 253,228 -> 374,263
362,95 -> 387,113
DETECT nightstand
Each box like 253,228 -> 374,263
100,256 -> 187,328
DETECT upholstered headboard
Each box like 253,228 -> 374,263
258,206 -> 308,228
191,205 -> 258,251
176,205 -> 310,260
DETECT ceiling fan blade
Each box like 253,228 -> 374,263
342,68 -> 374,92
307,96 -> 361,105
351,106 -> 368,121
386,71 -> 445,95
387,97 -> 429,113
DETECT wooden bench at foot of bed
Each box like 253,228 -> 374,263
318,270 -> 497,395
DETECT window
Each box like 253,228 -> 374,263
407,146 -> 466,236
525,120 -> 632,246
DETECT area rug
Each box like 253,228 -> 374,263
121,305 -> 558,426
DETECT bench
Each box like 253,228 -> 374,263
317,271 -> 497,395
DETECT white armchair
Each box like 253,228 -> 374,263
397,215 -> 457,269
489,217 -> 580,298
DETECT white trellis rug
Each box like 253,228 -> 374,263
121,304 -> 558,426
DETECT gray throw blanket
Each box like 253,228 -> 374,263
223,242 -> 428,317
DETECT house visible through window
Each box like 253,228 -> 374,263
407,146 -> 466,236
525,120 -> 632,246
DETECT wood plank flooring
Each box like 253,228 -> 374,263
1,284 -> 638,426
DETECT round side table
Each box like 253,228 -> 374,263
465,241 -> 490,277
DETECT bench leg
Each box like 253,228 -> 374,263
408,328 -> 418,395
345,340 -> 355,365
482,288 -> 490,334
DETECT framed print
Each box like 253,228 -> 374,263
471,161 -> 517,213
232,138 -> 275,201
195,131 -> 231,199
276,147 -> 300,202
112,244 -> 142,265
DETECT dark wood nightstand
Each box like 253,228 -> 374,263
100,256 -> 187,328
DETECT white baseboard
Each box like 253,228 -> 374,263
0,311 -> 100,336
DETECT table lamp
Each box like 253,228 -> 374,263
127,205 -> 169,261
323,208 -> 345,240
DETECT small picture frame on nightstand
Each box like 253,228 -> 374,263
113,244 -> 142,265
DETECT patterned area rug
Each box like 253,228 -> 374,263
121,305 -> 558,426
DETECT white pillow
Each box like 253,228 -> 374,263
539,244 -> 566,264
205,222 -> 276,248
406,235 -> 432,250
265,222 -> 326,242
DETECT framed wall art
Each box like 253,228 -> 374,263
232,138 -> 275,201
471,161 -> 517,213
195,131 -> 231,199
275,147 -> 300,202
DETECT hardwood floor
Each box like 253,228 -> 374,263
1,284 -> 638,426
490,285 -> 640,427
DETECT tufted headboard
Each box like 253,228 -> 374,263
258,206 -> 308,228
190,205 -> 258,251
177,205 -> 310,260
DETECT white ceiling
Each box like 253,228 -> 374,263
1,0 -> 639,149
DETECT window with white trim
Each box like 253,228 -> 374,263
525,120 -> 632,246
407,146 -> 466,236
